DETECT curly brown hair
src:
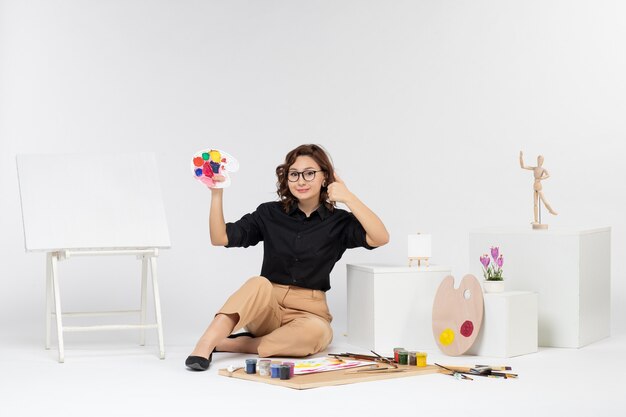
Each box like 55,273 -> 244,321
275,144 -> 336,213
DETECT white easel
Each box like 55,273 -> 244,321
18,153 -> 171,362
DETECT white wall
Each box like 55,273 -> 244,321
1,0 -> 625,348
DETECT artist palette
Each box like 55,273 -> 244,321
191,148 -> 239,188
432,274 -> 484,356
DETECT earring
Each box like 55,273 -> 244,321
322,181 -> 327,187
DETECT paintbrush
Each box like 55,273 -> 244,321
438,365 -> 518,379
346,366 -> 407,374
434,363 -> 473,381
329,352 -> 395,367
370,350 -> 398,368
338,352 -> 394,361
438,365 -> 489,375
475,365 -> 512,371
490,371 -> 518,379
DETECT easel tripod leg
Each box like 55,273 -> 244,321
45,253 -> 52,350
140,257 -> 148,346
149,257 -> 165,359
50,253 -> 65,363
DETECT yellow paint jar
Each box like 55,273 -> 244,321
416,352 -> 427,367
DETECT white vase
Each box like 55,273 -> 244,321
483,280 -> 504,293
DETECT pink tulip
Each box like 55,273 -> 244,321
480,254 -> 490,268
490,246 -> 499,261
496,255 -> 504,268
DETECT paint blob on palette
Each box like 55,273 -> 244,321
432,274 -> 484,356
191,149 -> 239,188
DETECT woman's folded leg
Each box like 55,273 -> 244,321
256,314 -> 333,358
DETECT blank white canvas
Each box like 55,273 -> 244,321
17,152 -> 171,251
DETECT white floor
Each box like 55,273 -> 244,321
3,333 -> 626,417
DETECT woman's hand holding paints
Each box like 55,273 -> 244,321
210,174 -> 226,187
208,175 -> 226,197
191,148 -> 239,189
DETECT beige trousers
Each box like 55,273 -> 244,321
217,276 -> 333,357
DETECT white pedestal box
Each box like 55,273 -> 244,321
468,291 -> 538,358
346,264 -> 451,354
469,227 -> 611,348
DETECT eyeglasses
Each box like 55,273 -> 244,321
287,170 -> 323,182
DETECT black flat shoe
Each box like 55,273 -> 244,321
227,332 -> 255,339
185,352 -> 212,371
214,332 -> 255,353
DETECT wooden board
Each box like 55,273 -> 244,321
17,152 -> 171,251
218,364 -> 441,390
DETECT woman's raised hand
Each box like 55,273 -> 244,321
212,174 -> 226,184
327,173 -> 355,204
209,174 -> 226,193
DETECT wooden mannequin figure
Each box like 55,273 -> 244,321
519,151 -> 558,229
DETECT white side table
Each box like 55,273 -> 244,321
469,227 -> 610,348
468,291 -> 538,358
347,264 -> 451,354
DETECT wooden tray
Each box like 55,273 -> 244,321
218,364 -> 441,390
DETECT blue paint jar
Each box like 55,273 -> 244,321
270,363 -> 281,378
245,359 -> 257,374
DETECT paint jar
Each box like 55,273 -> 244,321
393,347 -> 405,363
245,358 -> 257,374
258,360 -> 271,376
408,351 -> 417,366
416,352 -> 427,367
398,350 -> 408,365
279,365 -> 291,380
270,363 -> 281,378
282,361 -> 295,378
